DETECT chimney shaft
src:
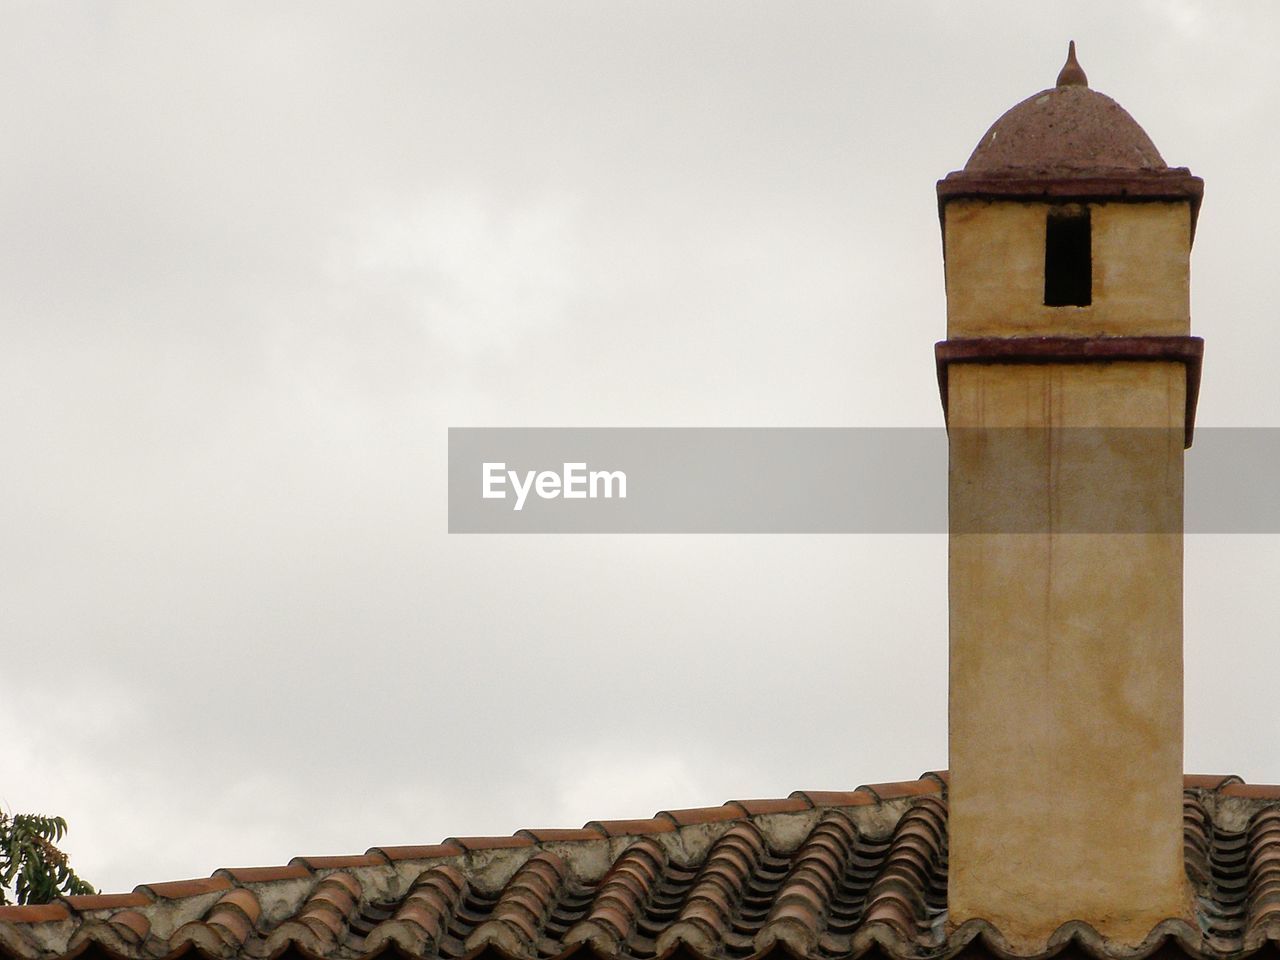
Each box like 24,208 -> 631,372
937,47 -> 1202,951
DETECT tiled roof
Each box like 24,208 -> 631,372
5,773 -> 1280,960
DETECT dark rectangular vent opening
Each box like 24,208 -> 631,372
1044,208 -> 1092,307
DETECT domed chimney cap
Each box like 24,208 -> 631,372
937,43 -> 1204,239
963,42 -> 1166,175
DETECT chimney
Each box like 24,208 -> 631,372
935,46 -> 1204,949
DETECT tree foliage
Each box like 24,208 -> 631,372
0,811 -> 95,906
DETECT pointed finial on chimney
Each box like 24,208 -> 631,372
1056,40 -> 1088,87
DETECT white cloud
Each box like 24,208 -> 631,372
347,190 -> 583,358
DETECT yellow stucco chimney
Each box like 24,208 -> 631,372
936,44 -> 1204,951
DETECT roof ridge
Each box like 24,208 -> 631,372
8,772 -> 1277,926
1,772 -> 948,928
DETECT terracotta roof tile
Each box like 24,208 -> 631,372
264,871 -> 363,953
757,811 -> 860,955
173,888 -> 261,952
466,852 -> 569,953
656,823 -> 766,955
514,828 -> 606,843
61,908 -> 153,954
1183,796 -> 1212,887
1222,782 -> 1280,800
730,797 -> 810,816
858,779 -> 945,801
368,843 -> 462,862
656,803 -> 748,827
582,817 -> 676,837
215,865 -> 311,884
564,837 -> 666,949
788,789 -> 875,807
861,797 -> 948,940
306,883 -> 360,922
1185,774 -> 1244,791
443,836 -> 535,853
315,871 -> 362,901
289,854 -> 386,870
103,910 -> 150,944
0,904 -> 69,924
11,774 -> 1280,960
136,875 -> 233,900
210,888 -> 262,926
60,893 -> 152,913
364,864 -> 467,955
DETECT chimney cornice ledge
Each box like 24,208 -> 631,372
936,169 -> 1205,241
935,335 -> 1204,446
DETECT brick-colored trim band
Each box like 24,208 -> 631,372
935,335 -> 1204,447
936,169 -> 1205,240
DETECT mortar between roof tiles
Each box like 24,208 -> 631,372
1202,791 -> 1280,833
640,796 -> 925,868
374,855 -> 461,901
233,877 -> 315,930
438,847 -> 536,895
117,889 -> 227,944
836,798 -> 927,843
362,806 -> 816,898
0,918 -> 65,959
535,839 -> 615,881
96,876 -> 323,951
371,845 -> 558,899
66,919 -> 142,957
333,800 -> 883,905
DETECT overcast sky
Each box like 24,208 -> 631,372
3,1 -> 1280,896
